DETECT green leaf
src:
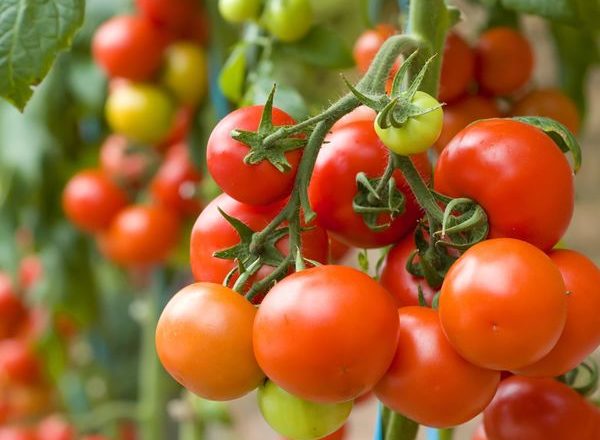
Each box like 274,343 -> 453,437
501,0 -> 600,28
274,25 -> 355,69
0,0 -> 85,110
219,44 -> 247,103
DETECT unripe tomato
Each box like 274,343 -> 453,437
156,283 -> 264,400
353,25 -> 397,74
263,0 -> 313,43
136,0 -> 199,32
439,238 -> 568,371
259,381 -> 351,440
0,339 -> 40,385
512,88 -> 580,135
375,91 -> 443,155
0,274 -> 27,339
99,135 -> 155,188
439,33 -> 475,103
254,265 -> 399,403
475,27 -> 533,96
219,0 -> 261,23
62,170 -> 128,233
92,15 -> 168,81
105,83 -> 175,145
514,249 -> 600,377
36,415 -> 75,440
161,42 -> 207,107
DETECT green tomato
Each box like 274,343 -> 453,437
374,91 -> 443,156
258,381 -> 352,440
263,0 -> 313,43
219,0 -> 261,23
105,83 -> 175,145
161,42 -> 207,106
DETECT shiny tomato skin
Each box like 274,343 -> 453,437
0,339 -> 40,385
331,105 -> 376,132
36,415 -> 75,440
483,376 -> 594,440
439,238 -> 567,371
374,307 -> 500,428
434,119 -> 574,251
62,169 -> 128,233
309,121 -> 431,249
253,265 -> 399,403
136,0 -> 199,31
206,106 -> 302,206
512,88 -> 581,135
100,135 -> 155,188
0,274 -> 27,339
475,27 -> 533,96
92,15 -> 168,81
380,233 -> 436,307
439,33 -> 475,103
156,283 -> 264,400
353,25 -> 397,74
515,249 -> 600,377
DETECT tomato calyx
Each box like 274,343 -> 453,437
558,358 -> 599,397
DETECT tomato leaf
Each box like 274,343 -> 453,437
512,116 -> 582,173
500,0 -> 600,28
219,43 -> 247,103
0,0 -> 85,111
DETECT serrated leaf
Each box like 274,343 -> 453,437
0,0 -> 85,110
219,44 -> 247,103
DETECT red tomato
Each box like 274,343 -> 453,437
353,24 -> 397,74
206,105 -> 301,206
254,265 -> 399,403
92,15 -> 169,81
0,340 -> 40,385
512,88 -> 581,135
18,256 -> 42,292
331,105 -> 376,132
434,119 -> 574,250
0,274 -> 27,339
100,135 -> 155,189
434,95 -> 501,153
156,283 -> 264,400
483,376 -> 595,440
375,307 -> 499,428
515,250 -> 600,377
180,10 -> 210,46
379,233 -> 436,307
472,424 -> 487,440
160,106 -> 194,149
150,143 -> 202,217
101,205 -> 180,267
439,238 -> 567,371
475,27 -> 533,96
328,235 -> 351,263
0,427 -> 36,440
439,33 -> 475,103
308,121 -> 431,248
135,0 -> 199,32
36,415 -> 75,440
62,169 -> 128,233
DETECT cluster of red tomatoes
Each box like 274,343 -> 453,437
63,0 -> 209,268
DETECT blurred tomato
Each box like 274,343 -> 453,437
0,275 -> 27,339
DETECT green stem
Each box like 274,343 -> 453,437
382,407 -> 420,440
438,428 -> 455,440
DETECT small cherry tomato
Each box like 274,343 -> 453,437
353,25 -> 397,74
263,0 -> 313,43
512,88 -> 580,135
161,42 -> 207,106
100,135 -> 156,188
0,274 -> 27,339
36,415 -> 75,440
0,339 -> 40,385
136,0 -> 199,32
439,32 -> 475,103
160,106 -> 194,148
219,0 -> 261,23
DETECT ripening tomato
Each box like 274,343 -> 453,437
36,415 -> 75,440
0,274 -> 27,339
331,106 -> 376,132
514,250 -> 600,377
156,283 -> 264,400
483,376 -> 595,440
379,233 -> 436,307
219,0 -> 261,23
439,238 -> 567,371
161,42 -> 207,106
150,143 -> 202,217
472,424 -> 487,440
0,427 -> 36,440
18,256 -> 42,292
375,307 -> 499,428
254,265 -> 399,403
62,170 -> 128,233
439,33 -> 475,103
92,15 -> 168,81
260,381 -> 352,440
136,0 -> 199,31
353,25 -> 397,74
308,121 -> 431,248
0,340 -> 40,385
433,95 -> 501,152
475,27 -> 533,96
434,119 -> 574,250
100,135 -> 155,188
263,0 -> 313,43
101,205 -> 180,266
207,105 -> 302,206
512,88 -> 580,135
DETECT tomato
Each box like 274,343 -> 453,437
439,32 -> 475,103
353,25 -> 397,74
62,169 -> 128,233
375,307 -> 499,428
156,283 -> 264,400
263,0 -> 313,43
331,105 -> 376,132
101,205 -> 180,267
105,83 -> 175,145
328,235 -> 351,263
439,238 -> 567,370
92,15 -> 168,81
475,27 -> 533,96
150,143 -> 202,217
434,119 -> 574,250
36,415 -> 75,440
136,0 -> 199,31
160,106 -> 194,148
514,249 -> 600,377
433,95 -> 500,153
512,88 -> 580,135
483,376 -> 594,440
100,135 -> 155,188
308,121 -> 431,248
379,233 -> 436,307
189,194 -> 328,292
260,380 -> 351,440
181,10 -> 210,46
0,274 -> 27,339
254,265 -> 399,403
219,0 -> 261,23
206,105 -> 302,206
472,424 -> 487,440
0,427 -> 36,440
0,340 -> 40,385
161,43 -> 207,106
18,256 -> 42,292
375,91 -> 443,155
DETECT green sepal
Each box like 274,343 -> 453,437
352,172 -> 406,231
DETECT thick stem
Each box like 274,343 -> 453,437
382,407 -> 419,440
